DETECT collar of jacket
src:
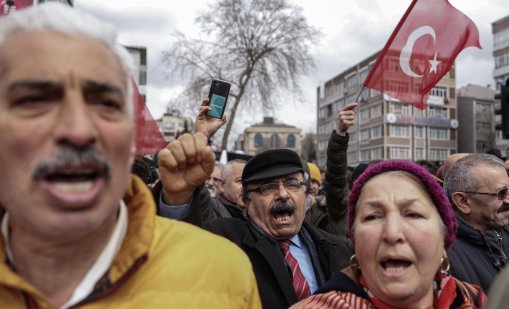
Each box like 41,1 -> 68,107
0,175 -> 154,307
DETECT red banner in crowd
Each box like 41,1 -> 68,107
363,0 -> 481,110
132,81 -> 168,155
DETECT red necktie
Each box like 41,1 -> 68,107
279,240 -> 311,301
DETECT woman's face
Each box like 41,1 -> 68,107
353,172 -> 445,308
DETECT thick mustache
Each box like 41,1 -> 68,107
269,201 -> 295,215
32,147 -> 111,179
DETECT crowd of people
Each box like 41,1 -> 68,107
2,2 -> 509,309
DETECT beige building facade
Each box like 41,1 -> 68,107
237,117 -> 302,155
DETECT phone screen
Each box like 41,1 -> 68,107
208,93 -> 227,118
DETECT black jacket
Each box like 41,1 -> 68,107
448,215 -> 509,292
305,130 -> 349,239
204,219 -> 352,309
215,194 -> 245,219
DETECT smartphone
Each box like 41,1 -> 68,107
207,79 -> 231,119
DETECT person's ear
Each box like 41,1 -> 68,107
242,194 -> 251,209
451,192 -> 471,215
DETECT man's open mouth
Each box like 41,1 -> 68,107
273,210 -> 294,222
269,202 -> 296,223
44,167 -> 105,192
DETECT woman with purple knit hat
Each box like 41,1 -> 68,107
291,160 -> 486,309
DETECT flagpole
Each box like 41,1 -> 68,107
354,85 -> 365,103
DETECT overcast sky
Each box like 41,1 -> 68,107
74,0 -> 509,138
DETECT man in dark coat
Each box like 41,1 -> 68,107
205,149 -> 352,308
305,102 -> 357,239
444,153 -> 509,293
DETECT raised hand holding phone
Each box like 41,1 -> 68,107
195,97 -> 227,139
207,79 -> 231,119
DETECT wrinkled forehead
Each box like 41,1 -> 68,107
0,30 -> 126,89
357,171 -> 429,202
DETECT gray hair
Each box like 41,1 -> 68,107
444,153 -> 505,200
0,2 -> 134,116
221,159 -> 247,180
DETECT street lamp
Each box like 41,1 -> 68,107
4,0 -> 15,15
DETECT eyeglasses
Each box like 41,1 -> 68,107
245,180 -> 306,196
463,187 -> 509,201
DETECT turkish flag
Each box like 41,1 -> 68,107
363,0 -> 481,110
133,81 -> 168,155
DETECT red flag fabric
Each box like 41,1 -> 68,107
363,0 -> 481,110
133,81 -> 168,155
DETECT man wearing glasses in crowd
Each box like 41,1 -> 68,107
204,148 -> 352,308
444,153 -> 509,293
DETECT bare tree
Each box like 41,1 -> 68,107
161,0 -> 321,149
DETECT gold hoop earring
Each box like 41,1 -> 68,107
350,254 -> 360,273
440,256 -> 450,272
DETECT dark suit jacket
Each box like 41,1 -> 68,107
204,219 -> 352,309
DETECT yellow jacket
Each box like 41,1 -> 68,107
0,176 -> 261,308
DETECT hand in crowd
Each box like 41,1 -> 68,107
194,97 -> 227,138
337,102 -> 358,136
158,132 -> 216,204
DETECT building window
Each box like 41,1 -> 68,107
415,147 -> 425,160
346,74 -> 357,88
429,86 -> 448,98
389,102 -> 411,115
360,150 -> 370,161
413,106 -> 425,117
415,126 -> 425,138
495,51 -> 509,69
347,151 -> 357,163
359,69 -> 369,84
370,104 -> 382,118
361,129 -> 370,140
335,82 -> 344,95
476,122 -> 492,133
390,147 -> 410,159
476,102 -> 491,113
271,133 -> 279,148
430,148 -> 449,161
371,125 -> 382,139
429,128 -> 449,140
390,124 -> 409,137
349,132 -> 357,144
476,141 -> 489,152
360,108 -> 370,123
287,134 -> 296,148
429,106 -> 448,118
254,133 -> 263,147
371,147 -> 383,160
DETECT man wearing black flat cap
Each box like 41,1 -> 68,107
204,148 -> 352,309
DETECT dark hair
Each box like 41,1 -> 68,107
486,148 -> 503,160
131,155 -> 158,184
415,160 -> 439,175
349,163 -> 369,190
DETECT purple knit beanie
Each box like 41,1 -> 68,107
347,160 -> 457,249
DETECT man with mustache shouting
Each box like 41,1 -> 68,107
204,149 -> 352,308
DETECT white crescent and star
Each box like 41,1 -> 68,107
399,25 -> 441,78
